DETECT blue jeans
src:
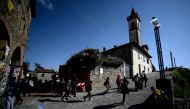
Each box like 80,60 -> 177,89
6,96 -> 15,109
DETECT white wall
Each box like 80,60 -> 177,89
132,46 -> 152,75
37,73 -> 53,83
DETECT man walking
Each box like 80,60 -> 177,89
120,78 -> 129,104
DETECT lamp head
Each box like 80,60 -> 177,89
151,17 -> 160,28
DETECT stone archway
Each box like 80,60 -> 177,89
10,47 -> 21,78
0,20 -> 10,61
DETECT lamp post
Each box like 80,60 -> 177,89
151,17 -> 165,79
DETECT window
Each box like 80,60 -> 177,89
138,64 -> 141,74
100,68 -> 103,74
143,56 -> 145,62
144,66 -> 145,72
95,66 -> 99,74
147,58 -> 149,64
138,52 -> 140,59
95,66 -> 103,75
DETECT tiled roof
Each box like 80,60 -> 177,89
102,41 -> 152,58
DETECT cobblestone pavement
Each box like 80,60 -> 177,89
14,71 -> 172,109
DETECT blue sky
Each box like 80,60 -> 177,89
25,0 -> 190,71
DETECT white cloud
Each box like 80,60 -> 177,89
37,0 -> 54,10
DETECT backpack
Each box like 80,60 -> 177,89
121,83 -> 129,94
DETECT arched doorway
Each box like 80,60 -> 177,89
0,20 -> 10,61
0,20 -> 10,96
10,47 -> 21,77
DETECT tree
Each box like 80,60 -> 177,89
34,63 -> 42,70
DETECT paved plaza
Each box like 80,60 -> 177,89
14,71 -> 171,109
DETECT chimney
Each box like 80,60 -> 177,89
142,44 -> 149,52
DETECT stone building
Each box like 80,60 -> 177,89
35,66 -> 56,83
59,49 -> 125,88
0,0 -> 36,79
103,8 -> 152,77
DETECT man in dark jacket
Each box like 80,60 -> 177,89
83,80 -> 92,101
120,78 -> 129,104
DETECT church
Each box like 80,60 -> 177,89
102,9 -> 153,78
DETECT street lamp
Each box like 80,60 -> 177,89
151,17 -> 165,79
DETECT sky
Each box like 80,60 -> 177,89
25,0 -> 190,71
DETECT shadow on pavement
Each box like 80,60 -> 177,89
127,94 -> 155,109
128,94 -> 172,109
93,103 -> 122,109
32,94 -> 57,97
92,91 -> 107,97
38,98 -> 61,102
65,100 -> 84,103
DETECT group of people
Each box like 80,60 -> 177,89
61,79 -> 77,101
104,72 -> 169,105
133,71 -> 148,91
4,72 -> 169,108
104,76 -> 129,104
60,79 -> 93,102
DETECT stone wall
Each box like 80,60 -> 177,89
0,0 -> 33,79
90,66 -> 122,88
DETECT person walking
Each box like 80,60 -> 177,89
5,76 -> 17,109
61,79 -> 71,101
14,81 -> 23,105
120,78 -> 129,104
83,80 -> 92,101
71,79 -> 77,97
133,73 -> 141,91
104,77 -> 111,93
142,71 -> 148,87
116,75 -> 122,91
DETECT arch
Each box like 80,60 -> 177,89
0,19 -> 10,60
9,47 -> 21,77
11,47 -> 21,67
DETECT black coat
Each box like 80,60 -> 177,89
121,83 -> 129,94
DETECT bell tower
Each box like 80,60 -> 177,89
127,8 -> 142,46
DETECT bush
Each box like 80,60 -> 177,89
172,68 -> 190,98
